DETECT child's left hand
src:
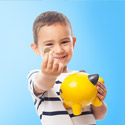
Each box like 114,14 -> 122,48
97,82 -> 107,102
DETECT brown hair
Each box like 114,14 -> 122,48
33,11 -> 73,44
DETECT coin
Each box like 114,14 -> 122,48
44,48 -> 51,54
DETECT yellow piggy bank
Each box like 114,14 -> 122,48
60,72 -> 104,115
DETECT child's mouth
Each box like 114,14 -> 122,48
55,56 -> 67,62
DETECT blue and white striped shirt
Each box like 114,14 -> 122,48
27,70 -> 96,125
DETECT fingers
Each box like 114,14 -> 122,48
41,52 -> 49,69
42,51 -> 54,72
57,63 -> 63,74
97,82 -> 107,94
53,59 -> 59,72
51,58 -> 63,75
97,93 -> 105,101
41,50 -> 63,76
97,82 -> 107,102
47,51 -> 54,70
98,81 -> 106,90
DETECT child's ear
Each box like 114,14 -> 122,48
73,37 -> 76,49
31,43 -> 40,56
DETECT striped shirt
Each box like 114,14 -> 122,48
27,69 -> 96,125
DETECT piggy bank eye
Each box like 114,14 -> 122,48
60,89 -> 62,94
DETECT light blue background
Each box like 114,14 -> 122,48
0,1 -> 125,125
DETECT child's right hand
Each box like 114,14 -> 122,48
41,51 -> 64,78
33,50 -> 63,94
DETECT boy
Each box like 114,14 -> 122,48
28,11 -> 107,125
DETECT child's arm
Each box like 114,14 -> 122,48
33,51 -> 63,95
91,82 -> 107,120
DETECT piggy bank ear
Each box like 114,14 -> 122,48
88,74 -> 99,85
79,69 -> 86,73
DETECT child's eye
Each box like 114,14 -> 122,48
62,41 -> 69,44
46,43 -> 53,46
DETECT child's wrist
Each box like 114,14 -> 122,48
33,75 -> 44,90
33,71 -> 57,91
39,71 -> 57,79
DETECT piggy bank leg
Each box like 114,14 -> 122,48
92,97 -> 102,107
72,104 -> 82,115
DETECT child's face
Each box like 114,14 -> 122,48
31,23 -> 76,67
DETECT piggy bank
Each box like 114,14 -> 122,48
60,72 -> 104,115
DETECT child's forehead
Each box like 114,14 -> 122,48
38,23 -> 72,37
40,22 -> 70,31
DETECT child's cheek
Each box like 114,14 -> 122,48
38,49 -> 44,58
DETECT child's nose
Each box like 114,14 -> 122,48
54,45 -> 64,54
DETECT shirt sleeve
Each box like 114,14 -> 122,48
27,69 -> 47,105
